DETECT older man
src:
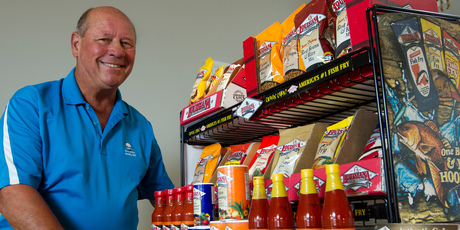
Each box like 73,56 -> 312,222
0,6 -> 174,229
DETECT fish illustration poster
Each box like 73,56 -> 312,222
377,12 -> 460,223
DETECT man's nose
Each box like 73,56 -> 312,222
108,40 -> 125,57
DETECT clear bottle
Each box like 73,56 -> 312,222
322,164 -> 355,230
180,184 -> 194,229
249,176 -> 269,230
171,187 -> 185,230
152,190 -> 166,230
162,188 -> 176,230
268,174 -> 294,230
296,169 -> 322,230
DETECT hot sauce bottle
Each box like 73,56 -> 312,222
322,164 -> 355,230
249,176 -> 269,230
268,174 -> 294,230
296,169 -> 322,230
171,187 -> 185,230
180,184 -> 194,230
152,190 -> 166,230
162,188 -> 176,230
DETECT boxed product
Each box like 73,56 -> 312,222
180,62 -> 247,126
345,0 -> 438,51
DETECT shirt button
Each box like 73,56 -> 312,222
86,105 -> 90,110
93,121 -> 99,125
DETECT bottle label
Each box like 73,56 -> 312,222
297,229 -> 321,230
323,228 -> 355,230
152,224 -> 162,230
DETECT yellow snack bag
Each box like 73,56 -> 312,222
256,21 -> 283,92
206,64 -> 226,96
312,115 -> 353,169
192,142 -> 222,184
281,4 -> 306,81
190,57 -> 213,104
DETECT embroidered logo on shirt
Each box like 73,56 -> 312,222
124,143 -> 136,156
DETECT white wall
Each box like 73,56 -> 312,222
0,1 -> 308,229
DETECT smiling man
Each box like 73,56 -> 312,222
0,6 -> 174,230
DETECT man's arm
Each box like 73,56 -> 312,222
0,184 -> 63,230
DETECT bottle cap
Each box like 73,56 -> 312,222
253,176 -> 265,186
155,190 -> 165,197
185,184 -> 193,191
272,173 -> 285,182
301,169 -> 314,179
325,164 -> 340,175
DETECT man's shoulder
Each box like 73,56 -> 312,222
12,79 -> 64,101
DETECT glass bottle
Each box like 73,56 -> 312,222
322,164 -> 355,230
249,176 -> 269,230
152,190 -> 166,230
268,174 -> 294,230
296,169 -> 322,230
162,188 -> 176,230
171,187 -> 185,230
181,184 -> 194,230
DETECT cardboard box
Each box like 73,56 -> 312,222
345,0 -> 438,51
180,70 -> 247,126
288,157 -> 386,201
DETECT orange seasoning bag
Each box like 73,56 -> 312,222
256,21 -> 284,92
281,4 -> 306,81
295,0 -> 335,71
192,142 -> 222,184
224,143 -> 253,166
190,57 -> 213,104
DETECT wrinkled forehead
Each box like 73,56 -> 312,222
86,7 -> 136,41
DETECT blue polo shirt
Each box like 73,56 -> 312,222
0,68 -> 174,229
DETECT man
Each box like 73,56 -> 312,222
0,6 -> 174,229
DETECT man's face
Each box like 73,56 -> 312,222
72,9 -> 136,91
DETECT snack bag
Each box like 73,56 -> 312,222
295,0 -> 334,71
271,124 -> 312,178
192,142 -> 222,184
247,135 -> 280,179
312,116 -> 353,169
216,63 -> 242,92
256,21 -> 284,92
190,57 -> 213,104
206,64 -> 226,96
358,124 -> 382,161
420,18 -> 445,73
224,143 -> 253,166
281,4 -> 306,81
328,0 -> 351,58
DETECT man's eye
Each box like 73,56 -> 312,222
122,42 -> 134,48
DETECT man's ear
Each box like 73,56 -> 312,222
71,32 -> 80,58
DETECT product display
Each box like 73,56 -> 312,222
294,0 -> 334,71
281,4 -> 306,81
192,143 -> 222,184
151,190 -> 165,230
322,164 -> 355,230
256,21 -> 284,92
194,183 -> 215,226
248,176 -> 269,230
163,189 -> 176,230
181,185 -> 194,230
171,187 -> 185,230
268,174 -> 295,229
216,165 -> 250,220
296,169 -> 322,230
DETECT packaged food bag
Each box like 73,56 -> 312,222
224,143 -> 253,166
206,64 -> 226,96
192,142 -> 222,184
358,124 -> 382,161
281,4 -> 306,81
294,0 -> 334,71
190,57 -> 213,104
312,116 -> 353,169
256,21 -> 284,92
327,0 -> 351,58
248,135 -> 280,179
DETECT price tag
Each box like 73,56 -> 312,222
235,97 -> 263,120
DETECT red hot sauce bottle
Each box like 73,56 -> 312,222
171,187 -> 185,230
249,176 -> 269,230
162,188 -> 176,230
180,184 -> 194,229
296,169 -> 322,230
152,190 -> 166,230
268,174 -> 294,230
322,164 -> 355,230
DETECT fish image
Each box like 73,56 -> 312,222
396,120 -> 449,208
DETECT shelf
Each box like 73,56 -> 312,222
181,48 -> 379,146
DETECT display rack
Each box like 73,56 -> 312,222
179,5 -> 460,225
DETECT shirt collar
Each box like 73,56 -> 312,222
62,68 -> 128,116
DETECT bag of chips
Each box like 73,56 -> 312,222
190,57 -> 213,104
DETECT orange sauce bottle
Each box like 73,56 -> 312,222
322,164 -> 355,230
296,169 -> 322,230
152,190 -> 166,230
249,176 -> 269,230
180,184 -> 194,229
171,187 -> 185,230
162,188 -> 176,230
268,174 -> 294,230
